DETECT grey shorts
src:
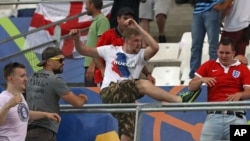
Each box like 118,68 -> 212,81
139,0 -> 172,20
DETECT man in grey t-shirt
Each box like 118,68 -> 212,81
25,47 -> 88,141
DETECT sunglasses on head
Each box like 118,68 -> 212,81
49,57 -> 65,63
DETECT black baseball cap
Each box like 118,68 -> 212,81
37,47 -> 63,67
117,7 -> 135,18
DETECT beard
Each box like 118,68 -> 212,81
53,67 -> 63,74
87,10 -> 92,16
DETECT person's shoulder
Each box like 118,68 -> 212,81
204,60 -> 216,65
0,91 -> 10,105
34,70 -> 54,78
101,44 -> 119,49
37,70 -> 59,81
102,28 -> 115,35
238,63 -> 250,70
97,14 -> 109,21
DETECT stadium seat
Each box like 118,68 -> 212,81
180,32 -> 218,45
180,32 -> 192,45
180,54 -> 209,83
152,66 -> 181,86
178,43 -> 191,61
179,42 -> 209,62
149,43 -> 180,63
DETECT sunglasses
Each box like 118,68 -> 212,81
49,57 -> 65,63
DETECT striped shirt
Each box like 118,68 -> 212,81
193,0 -> 223,14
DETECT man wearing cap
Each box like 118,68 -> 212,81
25,47 -> 88,141
94,7 -> 155,86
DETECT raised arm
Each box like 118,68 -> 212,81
69,29 -> 100,58
124,19 -> 159,61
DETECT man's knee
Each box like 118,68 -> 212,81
156,13 -> 167,20
135,79 -> 153,93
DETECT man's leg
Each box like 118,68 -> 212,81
100,81 -> 143,140
156,14 -> 167,42
135,79 -> 201,102
200,114 -> 224,141
204,8 -> 220,60
189,13 -> 206,79
139,0 -> 153,47
154,0 -> 172,43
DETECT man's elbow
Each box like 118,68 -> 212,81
188,81 -> 198,92
154,44 -> 159,52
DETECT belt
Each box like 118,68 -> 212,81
207,111 -> 246,119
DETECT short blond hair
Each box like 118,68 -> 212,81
122,28 -> 140,39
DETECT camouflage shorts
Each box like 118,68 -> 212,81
100,80 -> 144,138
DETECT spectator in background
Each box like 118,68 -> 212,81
189,0 -> 227,79
25,47 -> 87,141
94,7 -> 155,86
109,0 -> 143,28
221,0 -> 250,65
0,62 -> 60,141
139,0 -> 172,43
188,37 -> 250,141
84,0 -> 110,86
70,18 -> 201,141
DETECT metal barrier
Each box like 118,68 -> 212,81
2,1 -> 250,141
60,101 -> 250,141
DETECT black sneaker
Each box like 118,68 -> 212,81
179,88 -> 201,102
158,35 -> 167,43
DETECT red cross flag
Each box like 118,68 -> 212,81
25,1 -> 112,58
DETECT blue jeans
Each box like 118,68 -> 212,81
189,9 -> 220,78
200,113 -> 247,141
